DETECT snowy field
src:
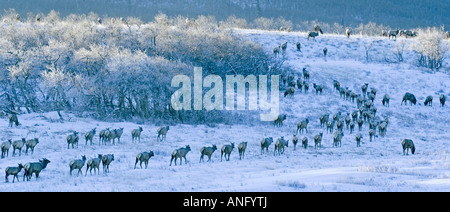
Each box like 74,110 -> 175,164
1,29 -> 450,191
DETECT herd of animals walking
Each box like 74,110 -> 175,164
1,25 -> 448,183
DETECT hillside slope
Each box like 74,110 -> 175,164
0,29 -> 449,191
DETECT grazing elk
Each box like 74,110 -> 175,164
102,154 -> 114,172
274,114 -> 287,127
157,126 -> 170,142
401,92 -> 417,105
297,118 -> 309,134
292,135 -> 298,150
424,96 -> 433,107
85,128 -> 96,145
170,145 -> 191,166
327,121 -> 334,134
345,27 -> 352,38
131,127 -> 143,143
361,83 -> 369,95
320,114 -> 329,128
296,42 -> 301,51
296,79 -> 303,92
284,87 -> 295,97
1,139 -> 12,158
382,94 -> 390,107
200,145 -> 217,162
237,142 -> 247,160
135,151 -> 154,168
302,137 -> 308,149
67,132 -> 79,149
440,94 -> 446,107
86,154 -> 103,175
273,46 -> 280,57
261,137 -> 273,154
314,25 -> 323,34
274,137 -> 288,155
221,143 -> 235,161
313,83 -> 323,95
9,114 -> 19,127
25,138 -> 39,155
323,47 -> 328,57
307,31 -> 319,40
369,129 -> 376,142
302,68 -> 310,81
281,42 -> 287,51
389,30 -> 399,39
378,121 -> 387,137
355,134 -> 362,147
23,158 -> 50,181
69,155 -> 87,176
333,131 -> 344,148
5,163 -> 24,183
401,139 -> 415,155
314,133 -> 323,150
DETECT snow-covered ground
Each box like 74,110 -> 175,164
1,29 -> 449,191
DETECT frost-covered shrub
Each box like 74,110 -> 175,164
0,11 -> 270,123
411,27 -> 448,71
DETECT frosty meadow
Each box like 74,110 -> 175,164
171,67 -> 280,121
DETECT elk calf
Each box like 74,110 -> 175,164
5,164 -> 24,183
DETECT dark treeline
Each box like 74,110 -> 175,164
1,0 -> 449,29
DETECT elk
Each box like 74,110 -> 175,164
23,158 -> 51,181
261,137 -> 273,154
86,154 -> 103,175
401,139 -> 415,155
85,128 -> 96,145
135,151 -> 155,168
5,164 -> 24,183
200,145 -> 217,162
131,127 -> 143,143
170,145 -> 191,166
237,142 -> 247,160
221,143 -> 235,161
69,155 -> 87,176
157,126 -> 170,142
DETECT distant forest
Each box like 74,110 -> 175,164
2,0 -> 449,29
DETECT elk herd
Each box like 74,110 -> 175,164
1,25 -> 448,184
